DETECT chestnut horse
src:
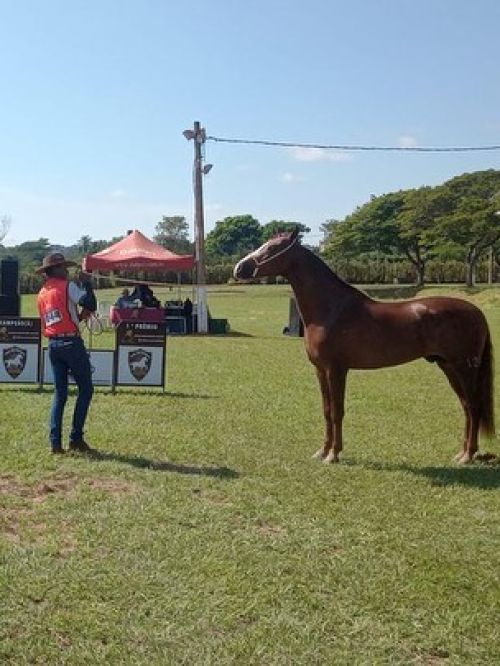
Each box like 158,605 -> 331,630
234,228 -> 495,464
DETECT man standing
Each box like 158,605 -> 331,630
36,253 -> 97,454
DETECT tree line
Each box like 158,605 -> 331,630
321,169 -> 500,286
0,216 -> 310,293
2,169 -> 499,292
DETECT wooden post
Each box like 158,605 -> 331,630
193,121 -> 208,333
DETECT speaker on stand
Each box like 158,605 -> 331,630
0,258 -> 20,316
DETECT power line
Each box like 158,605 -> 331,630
207,135 -> 500,153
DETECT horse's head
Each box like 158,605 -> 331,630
233,227 -> 300,280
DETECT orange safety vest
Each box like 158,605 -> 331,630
37,277 -> 79,337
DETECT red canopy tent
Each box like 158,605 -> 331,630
82,229 -> 195,273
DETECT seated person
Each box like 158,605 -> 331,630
114,288 -> 136,308
131,283 -> 160,308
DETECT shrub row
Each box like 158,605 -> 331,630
16,258 -> 499,293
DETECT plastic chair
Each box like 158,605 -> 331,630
96,300 -> 112,329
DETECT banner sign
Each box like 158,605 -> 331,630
0,317 -> 41,384
116,321 -> 166,387
43,349 -> 115,386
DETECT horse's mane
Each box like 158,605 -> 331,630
296,243 -> 361,295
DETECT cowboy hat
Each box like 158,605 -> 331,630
36,252 -> 78,274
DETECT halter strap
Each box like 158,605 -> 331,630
252,236 -> 299,276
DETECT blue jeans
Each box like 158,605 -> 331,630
48,337 -> 94,448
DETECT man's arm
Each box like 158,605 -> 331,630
68,273 -> 97,312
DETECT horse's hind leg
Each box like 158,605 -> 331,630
437,360 -> 478,463
324,366 -> 347,464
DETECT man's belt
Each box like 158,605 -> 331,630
49,331 -> 80,339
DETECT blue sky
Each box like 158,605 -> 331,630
0,0 -> 499,246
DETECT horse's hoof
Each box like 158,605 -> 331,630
312,448 -> 327,460
454,451 -> 465,462
457,453 -> 474,465
323,452 -> 340,464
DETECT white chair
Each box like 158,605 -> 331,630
96,300 -> 112,329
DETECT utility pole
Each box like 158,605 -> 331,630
183,121 -> 213,333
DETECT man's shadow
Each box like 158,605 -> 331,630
86,450 -> 239,479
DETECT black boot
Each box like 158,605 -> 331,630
69,440 -> 94,453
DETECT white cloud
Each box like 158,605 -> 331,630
289,146 -> 352,163
397,135 -> 418,148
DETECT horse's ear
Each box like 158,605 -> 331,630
290,226 -> 300,242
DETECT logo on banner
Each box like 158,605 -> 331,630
128,349 -> 152,381
3,346 -> 27,378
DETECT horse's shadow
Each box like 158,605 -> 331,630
85,449 -> 239,479
343,457 -> 500,490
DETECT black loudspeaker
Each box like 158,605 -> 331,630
0,294 -> 20,316
1,259 -> 19,296
284,297 -> 303,337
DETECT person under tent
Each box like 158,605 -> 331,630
130,283 -> 160,308
114,288 -> 136,308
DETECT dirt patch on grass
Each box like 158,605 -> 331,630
192,488 -> 232,506
33,479 -> 79,503
256,520 -> 287,538
0,474 -> 78,503
85,478 -> 137,497
1,474 -> 137,547
411,647 -> 450,664
1,508 -> 34,543
0,474 -> 137,503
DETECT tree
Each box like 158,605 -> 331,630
0,238 -> 52,271
154,216 -> 192,254
436,170 -> 500,286
205,215 -> 262,258
77,235 -> 93,255
396,187 -> 452,286
261,220 -> 310,242
322,192 -> 405,260
322,188 -> 453,286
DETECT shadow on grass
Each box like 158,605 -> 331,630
187,330 -> 253,338
344,458 -> 500,490
108,390 -> 217,399
412,464 -> 500,490
1,387 -> 217,399
86,450 -> 239,479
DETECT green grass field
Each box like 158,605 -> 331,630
1,285 -> 499,665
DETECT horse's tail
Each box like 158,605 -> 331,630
478,327 -> 495,437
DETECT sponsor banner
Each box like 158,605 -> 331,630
43,349 -> 115,386
116,321 -> 166,347
0,318 -> 41,383
116,322 -> 166,387
116,345 -> 165,386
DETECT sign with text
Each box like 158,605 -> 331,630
116,321 -> 166,387
43,349 -> 115,386
0,317 -> 41,384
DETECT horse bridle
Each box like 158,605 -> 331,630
251,235 -> 299,277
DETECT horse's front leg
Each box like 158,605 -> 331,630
324,366 -> 347,464
312,368 -> 332,460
